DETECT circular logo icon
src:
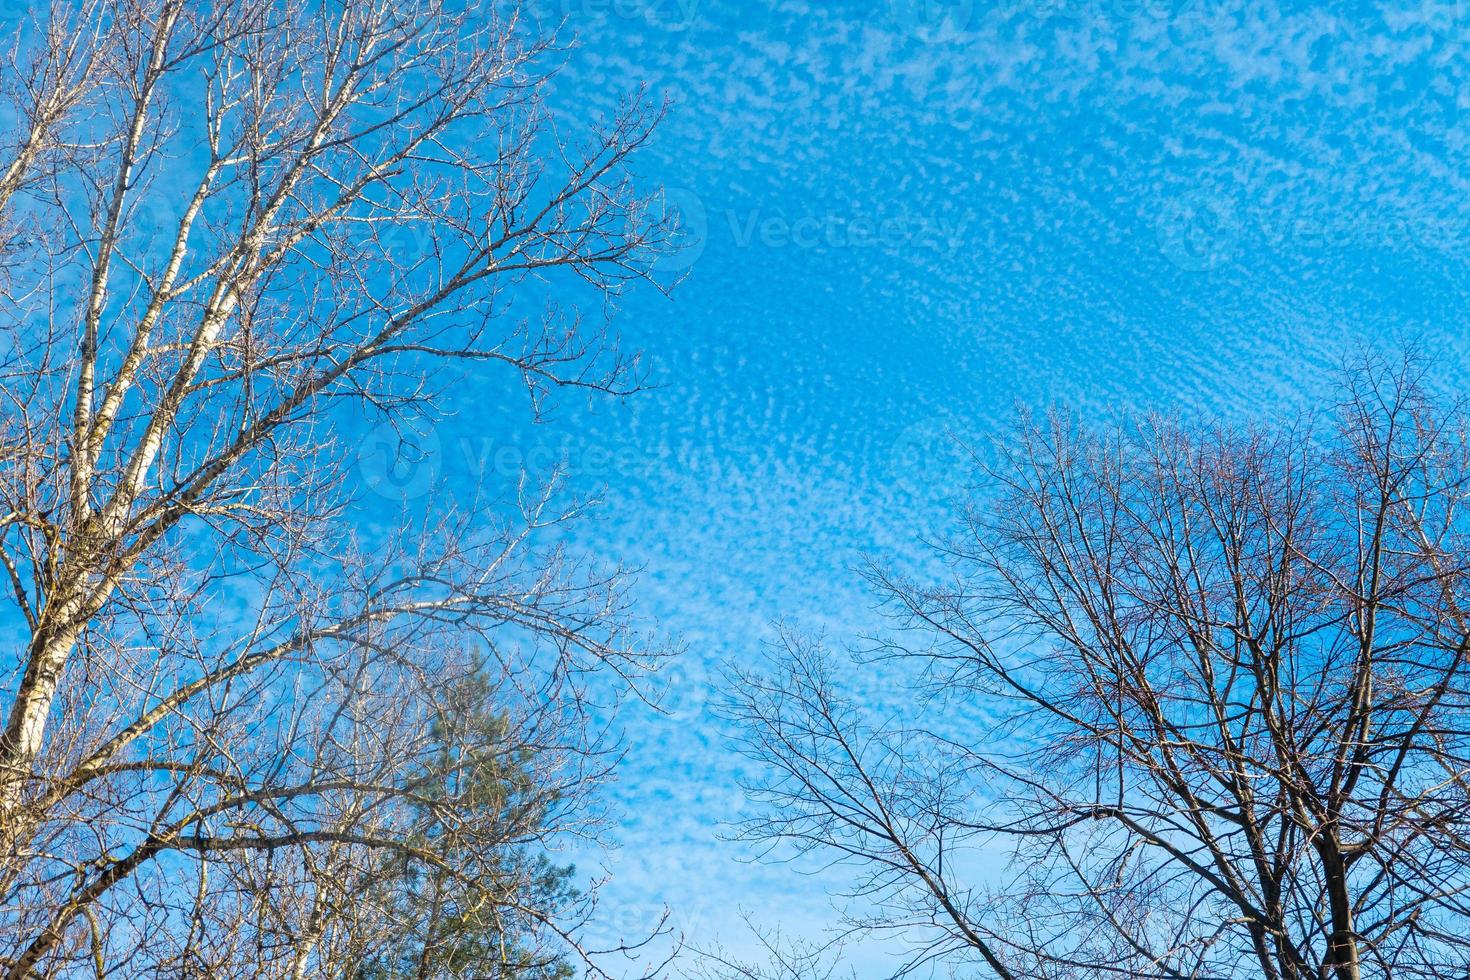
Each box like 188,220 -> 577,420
654,187 -> 709,274
887,415 -> 975,498
658,654 -> 713,721
356,422 -> 442,501
1155,192 -> 1240,272
134,194 -> 180,249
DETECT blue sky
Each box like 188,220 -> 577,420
374,0 -> 1470,972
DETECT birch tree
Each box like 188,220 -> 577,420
0,1 -> 671,975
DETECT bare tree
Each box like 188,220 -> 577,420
0,0 -> 673,975
687,912 -> 854,980
732,356 -> 1470,980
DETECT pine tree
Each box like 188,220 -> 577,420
354,667 -> 579,980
